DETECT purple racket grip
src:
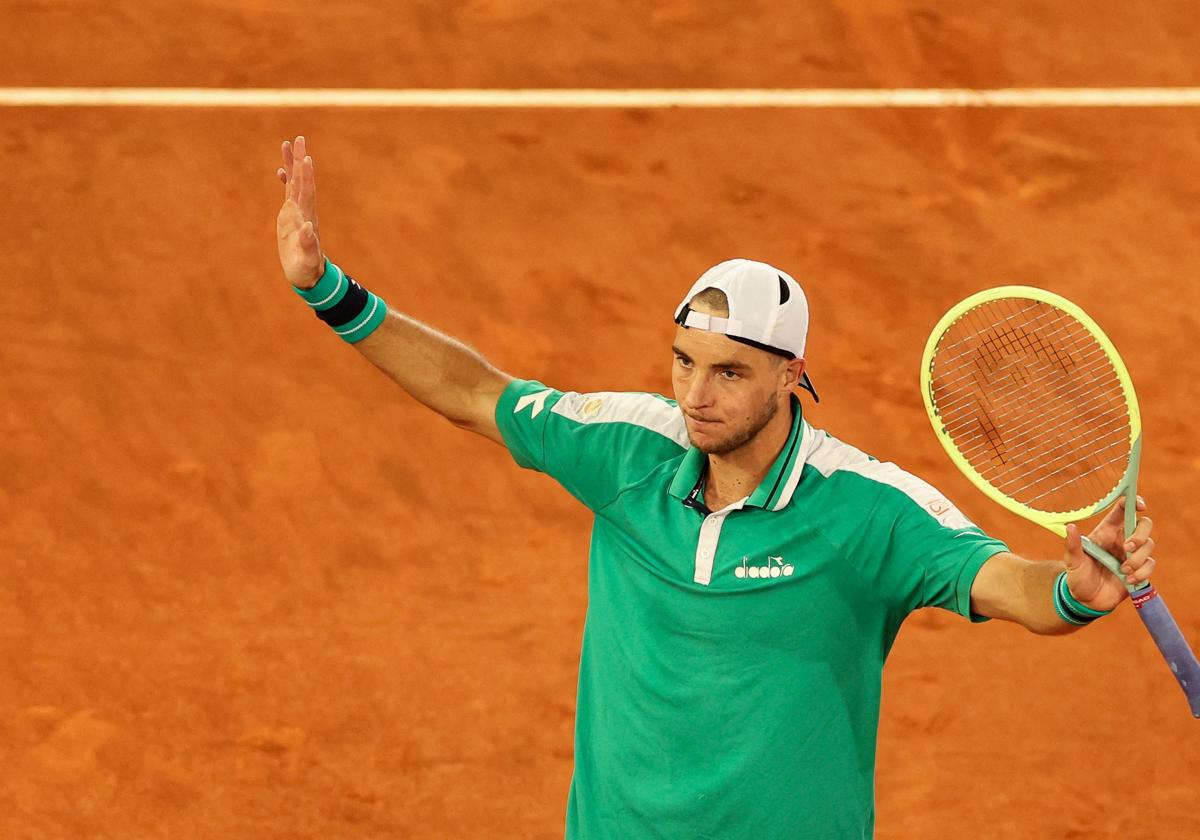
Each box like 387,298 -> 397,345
1131,586 -> 1200,718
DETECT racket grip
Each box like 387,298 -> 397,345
1131,586 -> 1200,718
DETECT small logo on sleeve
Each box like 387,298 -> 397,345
735,555 -> 794,579
926,499 -> 951,515
924,498 -> 974,530
514,389 -> 552,419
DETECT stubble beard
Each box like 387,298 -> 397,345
688,392 -> 780,456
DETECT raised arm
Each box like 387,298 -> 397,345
970,497 -> 1155,634
276,136 -> 512,444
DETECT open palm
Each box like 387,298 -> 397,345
276,135 -> 324,289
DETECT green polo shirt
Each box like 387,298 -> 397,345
496,379 -> 1007,840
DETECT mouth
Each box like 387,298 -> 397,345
685,414 -> 721,426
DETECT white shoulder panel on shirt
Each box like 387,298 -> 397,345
551,391 -> 690,449
803,427 -> 978,531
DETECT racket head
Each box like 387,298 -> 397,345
920,285 -> 1141,534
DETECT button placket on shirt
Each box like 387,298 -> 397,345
692,502 -> 744,585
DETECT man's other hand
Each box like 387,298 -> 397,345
276,135 -> 324,289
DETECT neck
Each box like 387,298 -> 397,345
704,399 -> 794,508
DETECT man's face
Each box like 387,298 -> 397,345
670,316 -> 796,455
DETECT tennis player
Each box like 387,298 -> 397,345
275,136 -> 1157,839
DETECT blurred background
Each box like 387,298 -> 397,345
2,2 -> 1198,837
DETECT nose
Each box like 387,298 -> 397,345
681,372 -> 714,412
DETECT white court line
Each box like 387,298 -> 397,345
4,87 -> 1200,108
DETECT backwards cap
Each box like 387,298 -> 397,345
673,259 -> 819,401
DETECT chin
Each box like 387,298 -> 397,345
685,421 -> 718,451
688,430 -> 738,456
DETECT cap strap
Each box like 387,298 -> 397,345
681,310 -> 745,335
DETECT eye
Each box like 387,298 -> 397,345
720,369 -> 741,381
675,355 -> 693,369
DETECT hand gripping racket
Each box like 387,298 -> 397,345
920,286 -> 1200,717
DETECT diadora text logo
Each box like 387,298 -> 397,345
735,555 -> 794,579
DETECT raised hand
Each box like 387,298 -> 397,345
1063,496 -> 1155,612
276,135 -> 325,289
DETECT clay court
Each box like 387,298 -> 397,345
2,3 -> 1199,838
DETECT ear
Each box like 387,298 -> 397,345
785,358 -> 807,389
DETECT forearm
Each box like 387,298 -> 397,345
355,308 -> 512,435
1014,558 -> 1081,636
970,553 -> 1082,635
291,256 -> 511,440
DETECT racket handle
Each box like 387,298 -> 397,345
1130,586 -> 1200,718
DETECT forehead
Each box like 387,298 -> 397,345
671,323 -> 771,368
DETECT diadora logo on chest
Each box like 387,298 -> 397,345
734,555 -> 794,579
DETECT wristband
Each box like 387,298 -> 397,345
293,259 -> 388,344
1053,571 -> 1112,625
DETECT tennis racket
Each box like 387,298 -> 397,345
920,285 -> 1200,717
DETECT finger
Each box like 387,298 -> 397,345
1118,495 -> 1148,514
282,140 -> 295,198
292,137 -> 307,200
293,155 -> 307,215
298,155 -> 316,215
1125,556 -> 1156,585
300,220 -> 319,253
1121,536 -> 1156,572
1101,497 -> 1126,528
277,167 -> 288,184
1123,516 -> 1153,555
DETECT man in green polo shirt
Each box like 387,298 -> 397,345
274,136 -> 1158,839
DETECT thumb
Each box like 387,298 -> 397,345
300,220 -> 324,259
1064,523 -> 1087,573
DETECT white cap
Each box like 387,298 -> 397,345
673,259 -> 818,401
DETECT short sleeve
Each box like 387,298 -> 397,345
852,464 -> 1009,621
891,502 -> 1009,620
495,379 -> 690,511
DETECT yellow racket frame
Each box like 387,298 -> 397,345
920,286 -> 1142,567
922,287 -> 1200,717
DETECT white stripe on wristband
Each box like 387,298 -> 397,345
309,263 -> 347,308
293,259 -> 389,344
335,295 -> 383,340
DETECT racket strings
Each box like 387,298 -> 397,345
972,428 -> 1131,490
970,430 -> 1130,496
934,303 -> 1063,366
1011,450 -> 1130,503
953,380 -> 1128,455
929,298 -> 1132,514
943,356 -> 1119,434
934,323 -> 1108,409
939,303 -> 1128,507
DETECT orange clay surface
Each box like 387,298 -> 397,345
2,4 -> 1200,838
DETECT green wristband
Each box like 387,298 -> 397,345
292,258 -> 388,345
1055,571 -> 1112,624
334,291 -> 388,343
293,259 -> 348,309
1052,579 -> 1090,625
